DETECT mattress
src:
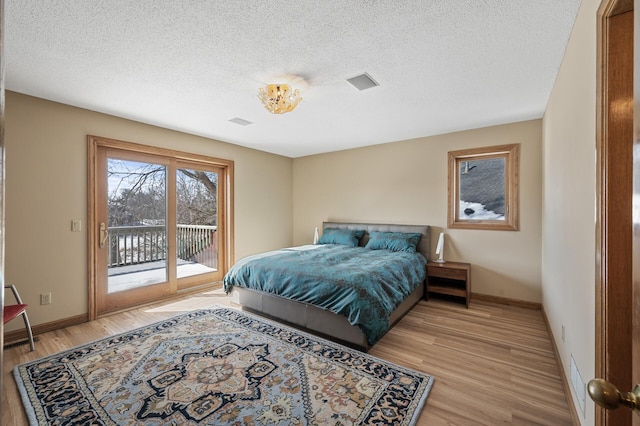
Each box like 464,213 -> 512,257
223,243 -> 427,345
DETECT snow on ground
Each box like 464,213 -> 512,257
459,201 -> 504,220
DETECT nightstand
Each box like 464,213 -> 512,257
426,261 -> 471,308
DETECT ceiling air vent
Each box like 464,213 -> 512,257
346,73 -> 379,91
228,117 -> 253,126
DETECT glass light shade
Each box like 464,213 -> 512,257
257,84 -> 302,114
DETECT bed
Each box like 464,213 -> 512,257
224,222 -> 430,350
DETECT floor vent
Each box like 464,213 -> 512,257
3,336 -> 39,350
570,355 -> 586,417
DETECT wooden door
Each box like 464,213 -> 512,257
95,147 -> 175,314
632,1 -> 640,425
593,0 -> 638,424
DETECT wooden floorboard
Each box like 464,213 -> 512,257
2,289 -> 573,425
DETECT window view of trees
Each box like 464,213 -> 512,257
107,161 -> 218,228
176,169 -> 217,227
108,160 -> 167,227
175,168 -> 219,277
106,159 -> 219,291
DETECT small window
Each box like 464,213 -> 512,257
447,144 -> 519,231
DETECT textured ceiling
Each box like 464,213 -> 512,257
6,1 -> 581,158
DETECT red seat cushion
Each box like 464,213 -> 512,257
4,304 -> 27,324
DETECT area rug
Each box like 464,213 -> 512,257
14,307 -> 434,425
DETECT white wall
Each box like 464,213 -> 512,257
5,91 -> 293,329
293,120 -> 543,302
542,0 -> 598,423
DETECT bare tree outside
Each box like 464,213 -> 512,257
106,159 -> 219,292
177,169 -> 217,226
108,160 -> 166,227
176,168 -> 219,278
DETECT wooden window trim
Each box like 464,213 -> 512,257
447,144 -> 520,231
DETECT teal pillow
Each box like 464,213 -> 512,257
317,228 -> 365,247
365,231 -> 422,253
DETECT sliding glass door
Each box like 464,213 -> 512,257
90,137 -> 230,316
175,165 -> 221,287
107,157 -> 168,293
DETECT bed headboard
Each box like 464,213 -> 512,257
322,222 -> 431,261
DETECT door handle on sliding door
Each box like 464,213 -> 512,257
99,223 -> 109,248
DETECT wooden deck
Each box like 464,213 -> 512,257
2,289 -> 573,425
107,260 -> 216,292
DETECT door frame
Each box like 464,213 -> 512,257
0,0 -> 6,414
87,135 -> 235,319
596,0 -> 634,424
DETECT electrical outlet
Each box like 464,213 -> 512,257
40,292 -> 52,305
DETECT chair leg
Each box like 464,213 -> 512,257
21,311 -> 35,351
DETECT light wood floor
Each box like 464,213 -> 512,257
2,288 -> 573,425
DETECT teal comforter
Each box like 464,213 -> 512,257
223,244 -> 427,345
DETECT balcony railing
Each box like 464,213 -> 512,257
108,224 -> 217,269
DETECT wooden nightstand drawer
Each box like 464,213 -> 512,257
427,265 -> 467,280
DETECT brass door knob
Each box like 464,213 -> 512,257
588,378 -> 640,411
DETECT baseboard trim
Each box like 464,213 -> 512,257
4,313 -> 89,344
4,283 -> 225,343
4,289 -> 544,342
472,292 -> 542,310
541,306 -> 580,426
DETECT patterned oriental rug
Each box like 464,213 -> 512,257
14,308 -> 434,425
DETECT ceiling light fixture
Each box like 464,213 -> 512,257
258,84 -> 302,114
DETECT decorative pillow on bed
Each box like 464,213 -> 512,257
364,231 -> 422,253
317,228 -> 365,247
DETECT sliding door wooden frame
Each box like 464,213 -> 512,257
174,160 -> 228,291
87,135 -> 234,320
96,148 -> 174,313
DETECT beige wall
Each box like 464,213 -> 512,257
292,119 -> 543,302
542,0 -> 598,424
5,91 -> 293,329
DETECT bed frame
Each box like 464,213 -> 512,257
228,222 -> 431,350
